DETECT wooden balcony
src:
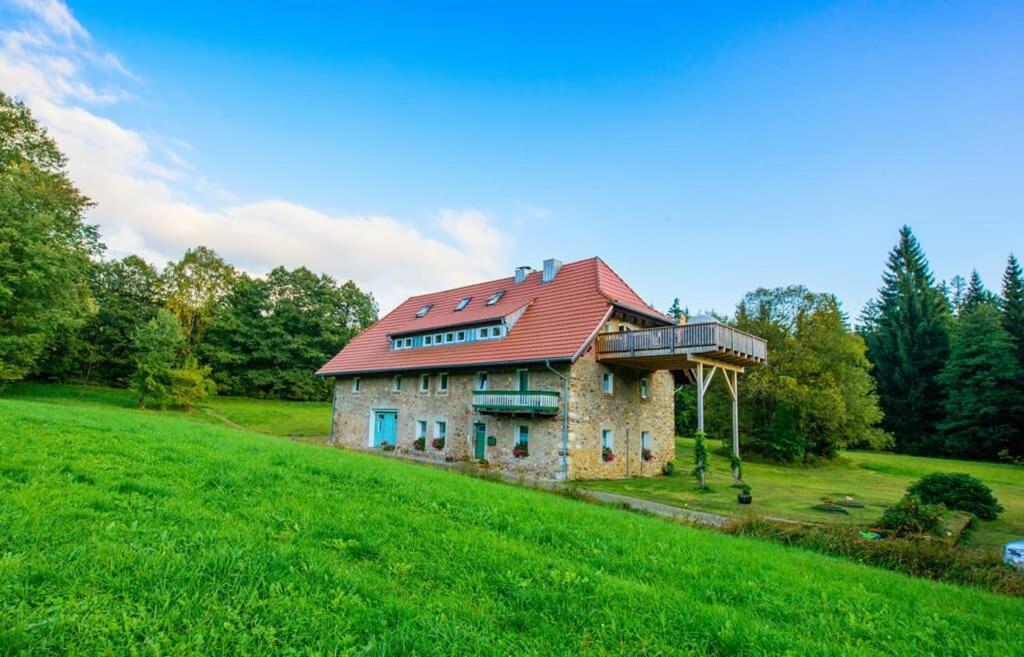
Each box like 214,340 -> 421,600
595,321 -> 767,371
472,390 -> 560,416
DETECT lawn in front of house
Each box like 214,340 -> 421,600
0,383 -> 332,439
580,437 -> 1024,550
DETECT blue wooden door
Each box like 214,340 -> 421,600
373,411 -> 397,447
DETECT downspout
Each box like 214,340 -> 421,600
545,359 -> 569,482
329,381 -> 338,440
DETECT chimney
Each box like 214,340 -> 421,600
542,258 -> 562,283
514,265 -> 532,284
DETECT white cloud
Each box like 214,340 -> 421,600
0,0 -> 512,310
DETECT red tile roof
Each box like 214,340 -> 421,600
317,257 -> 672,376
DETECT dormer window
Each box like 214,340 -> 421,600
485,290 -> 504,306
455,297 -> 471,311
416,304 -> 432,318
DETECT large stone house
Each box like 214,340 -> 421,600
318,257 -> 766,480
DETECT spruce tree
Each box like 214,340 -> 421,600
960,270 -> 997,313
938,304 -> 1024,460
1002,254 -> 1024,369
861,226 -> 950,454
667,298 -> 685,322
949,275 -> 967,315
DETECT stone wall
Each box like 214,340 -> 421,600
330,365 -> 568,479
566,346 -> 675,480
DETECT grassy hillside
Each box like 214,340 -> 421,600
583,437 -> 1024,549
1,383 -> 331,438
1,398 -> 1023,655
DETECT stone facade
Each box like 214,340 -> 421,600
329,346 -> 676,481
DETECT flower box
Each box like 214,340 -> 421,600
602,446 -> 616,462
513,442 -> 529,459
431,438 -> 446,450
413,437 -> 426,451
641,448 -> 654,462
380,441 -> 396,452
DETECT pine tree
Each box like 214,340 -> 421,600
861,226 -> 950,454
1002,254 -> 1024,369
667,298 -> 685,322
960,270 -> 997,314
949,275 -> 967,315
938,304 -> 1024,459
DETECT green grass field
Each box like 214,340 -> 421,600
2,395 -> 1024,654
582,437 -> 1024,550
1,383 -> 331,438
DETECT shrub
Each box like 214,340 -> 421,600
876,496 -> 944,537
692,431 -> 709,488
661,460 -> 676,476
169,357 -> 215,410
907,472 -> 1003,520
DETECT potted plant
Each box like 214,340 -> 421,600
431,437 -> 445,450
380,441 -> 395,452
513,442 -> 529,458
413,437 -> 426,451
602,446 -> 616,462
641,448 -> 654,462
737,484 -> 752,504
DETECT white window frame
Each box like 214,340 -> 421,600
434,420 -> 447,439
352,377 -> 361,393
515,424 -> 529,447
424,335 -> 433,346
420,374 -> 431,393
416,420 -> 427,439
602,371 -> 614,395
404,337 -> 413,348
455,297 -> 471,311
486,290 -> 504,305
641,431 -> 651,450
392,375 -> 402,393
456,330 -> 466,342
437,372 -> 449,393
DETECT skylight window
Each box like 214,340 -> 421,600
485,290 -> 505,306
454,297 -> 472,311
415,304 -> 432,318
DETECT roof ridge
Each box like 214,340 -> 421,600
403,256 -> 601,301
593,257 -> 667,318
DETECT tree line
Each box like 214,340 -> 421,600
1,92 -> 377,404
673,227 -> 1023,464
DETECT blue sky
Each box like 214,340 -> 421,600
1,1 -> 1021,314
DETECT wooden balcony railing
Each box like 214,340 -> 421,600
472,390 -> 560,415
595,323 -> 767,364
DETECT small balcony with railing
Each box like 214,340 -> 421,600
472,390 -> 560,416
595,318 -> 767,371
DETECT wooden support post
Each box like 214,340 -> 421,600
731,371 -> 740,482
696,362 -> 704,434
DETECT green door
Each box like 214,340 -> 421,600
474,422 -> 486,459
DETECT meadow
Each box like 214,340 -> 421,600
582,437 -> 1024,550
2,392 -> 1024,655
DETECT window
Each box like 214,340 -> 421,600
445,332 -> 454,343
640,378 -> 649,400
602,429 -> 614,450
456,330 -> 465,342
351,377 -> 361,393
604,322 -> 612,333
393,339 -> 402,349
641,431 -> 651,450
404,337 -> 413,348
420,374 -> 430,392
602,371 -> 614,394
416,420 -> 427,439
437,372 -> 449,392
416,304 -> 432,318
434,334 -> 442,344
424,335 -> 433,345
435,421 -> 447,439
517,369 -> 529,391
486,290 -> 505,305
455,297 -> 471,311
392,375 -> 402,392
516,425 -> 529,447
477,372 -> 489,390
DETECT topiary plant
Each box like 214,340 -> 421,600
907,472 -> 1003,520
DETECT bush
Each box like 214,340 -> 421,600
661,460 -> 676,476
169,357 -> 215,410
908,472 -> 1003,520
876,496 -> 944,537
